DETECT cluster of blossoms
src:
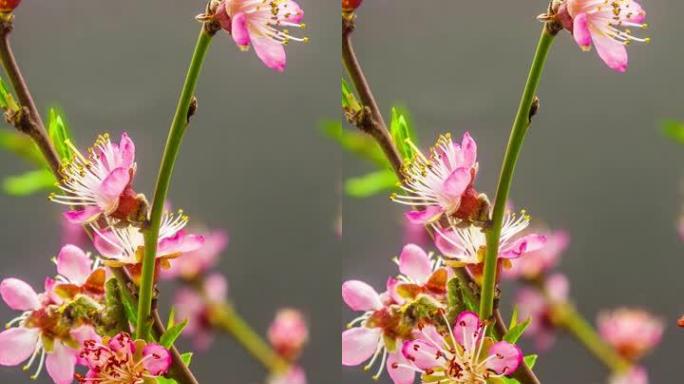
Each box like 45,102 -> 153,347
197,0 -> 307,72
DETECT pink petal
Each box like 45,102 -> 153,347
442,167 -> 471,200
278,1 -> 304,23
405,205 -> 444,225
118,132 -> 135,168
593,33 -> 628,72
628,2 -> 646,23
98,167 -> 131,203
158,231 -> 205,256
434,229 -> 467,260
143,343 -> 171,376
573,13 -> 592,50
93,230 -> 123,259
70,325 -> 100,345
108,333 -> 135,355
401,339 -> 441,370
251,36 -> 287,72
57,244 -> 92,285
64,206 -> 103,224
500,234 -> 547,259
342,280 -> 382,311
485,341 -> 522,375
399,244 -> 432,284
46,342 -> 77,384
453,311 -> 483,349
460,132 -> 477,168
341,327 -> 382,366
0,327 -> 40,366
231,12 -> 250,47
0,278 -> 39,311
204,273 -> 229,303
387,351 -> 415,384
546,273 -> 570,302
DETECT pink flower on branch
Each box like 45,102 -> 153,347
212,0 -> 307,72
597,308 -> 663,360
516,273 -> 570,350
392,132 -> 483,225
161,229 -> 228,281
503,229 -> 569,280
174,273 -> 228,350
558,0 -> 649,72
389,243 -> 450,305
76,332 -> 171,383
401,311 -> 522,383
50,133 -> 147,226
268,308 -> 309,361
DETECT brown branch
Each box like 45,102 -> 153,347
0,17 -> 60,175
153,311 -> 201,384
342,16 -> 402,175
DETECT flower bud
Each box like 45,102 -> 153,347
342,0 -> 363,12
268,308 -> 309,360
0,0 -> 21,13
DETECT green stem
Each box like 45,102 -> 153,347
479,26 -> 556,320
554,303 -> 632,373
211,302 -> 290,374
136,26 -> 214,339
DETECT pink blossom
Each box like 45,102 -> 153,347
610,367 -> 649,384
401,311 -> 522,382
504,230 -> 569,280
174,273 -> 228,350
435,210 -> 546,271
0,277 -> 82,384
50,133 -> 144,225
268,366 -> 307,384
516,273 -> 570,350
214,0 -> 307,72
598,308 -> 663,360
77,332 -> 171,383
268,308 -> 309,360
161,230 -> 228,280
92,211 -> 204,279
560,0 -> 648,72
49,244 -> 107,304
60,215 -> 89,248
392,133 -> 480,225
389,243 -> 449,304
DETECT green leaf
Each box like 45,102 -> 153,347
320,120 -> 389,168
524,354 -> 538,370
0,129 -> 47,167
48,108 -> 74,161
167,307 -> 176,329
180,352 -> 193,367
156,377 -> 178,384
344,169 -> 397,198
341,78 -> 360,111
159,319 -> 188,349
509,305 -> 520,329
0,77 -> 11,109
3,169 -> 56,196
390,106 -> 416,159
503,317 -> 531,344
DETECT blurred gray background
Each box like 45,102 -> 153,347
0,0 -> 339,383
342,1 -> 684,383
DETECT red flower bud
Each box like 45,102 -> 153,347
0,0 -> 21,13
342,0 -> 363,12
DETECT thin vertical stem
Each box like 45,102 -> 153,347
479,26 -> 556,320
136,26 -> 214,339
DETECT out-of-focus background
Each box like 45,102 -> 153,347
342,1 -> 684,383
0,0 -> 339,383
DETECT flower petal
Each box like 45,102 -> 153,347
401,339 -> 441,370
442,167 -> 471,200
64,206 -> 103,224
118,132 -> 135,168
341,327 -> 382,366
98,167 -> 130,204
453,311 -> 483,349
500,234 -> 547,259
204,273 -> 229,303
460,132 -> 477,168
0,327 -> 40,366
399,244 -> 432,284
434,229 -> 469,261
231,12 -> 251,47
46,342 -> 77,384
57,244 -> 92,285
278,1 -> 304,23
485,341 -> 522,375
251,36 -> 287,72
573,13 -> 592,50
405,205 -> 444,225
0,278 -> 40,311
143,343 -> 171,376
158,231 -> 205,257
342,280 -> 382,311
593,33 -> 628,72
93,230 -> 124,259
387,351 -> 415,384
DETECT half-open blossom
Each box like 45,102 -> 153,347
268,308 -> 309,360
389,243 -> 449,305
50,133 -> 146,225
401,311 -> 522,383
213,0 -> 307,72
610,366 -> 649,384
597,308 -> 663,360
504,230 -> 569,280
559,0 -> 648,72
516,273 -> 569,350
392,132 -> 481,225
341,280 -> 414,384
161,229 -> 228,280
175,273 -> 228,350
435,210 -> 546,273
48,244 -> 106,306
268,366 -> 307,384
92,210 -> 204,280
0,277 -> 89,384
77,332 -> 171,383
